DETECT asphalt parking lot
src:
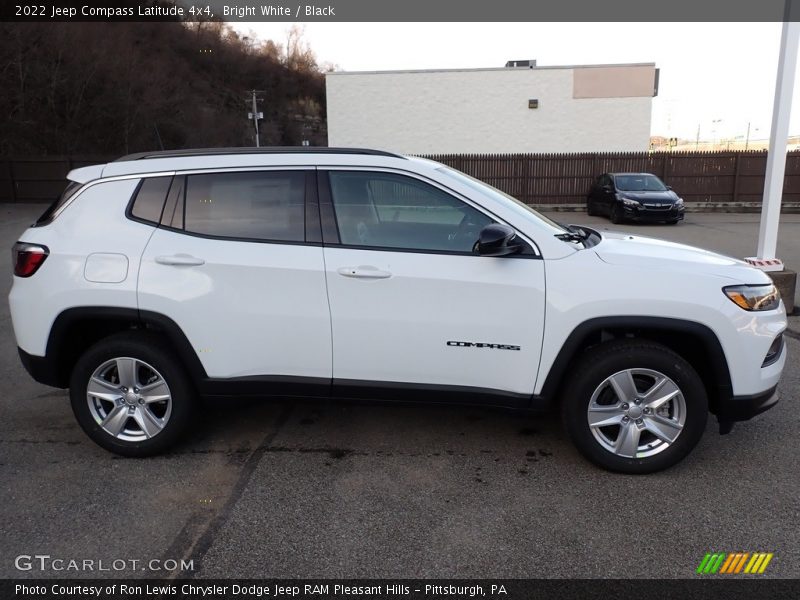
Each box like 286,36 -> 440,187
1,204 -> 799,580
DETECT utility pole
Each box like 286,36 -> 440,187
745,122 -> 751,151
246,90 -> 265,148
712,119 -> 722,150
695,123 -> 700,151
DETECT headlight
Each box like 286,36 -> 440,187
621,197 -> 640,207
723,284 -> 781,311
675,197 -> 684,206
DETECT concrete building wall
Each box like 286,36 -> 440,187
326,64 -> 656,154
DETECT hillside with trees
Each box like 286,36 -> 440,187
0,21 -> 327,156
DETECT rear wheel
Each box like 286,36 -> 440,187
69,332 -> 195,457
610,203 -> 624,224
561,340 -> 708,473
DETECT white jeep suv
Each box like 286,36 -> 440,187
9,148 -> 787,473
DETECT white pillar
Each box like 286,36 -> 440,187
751,19 -> 800,269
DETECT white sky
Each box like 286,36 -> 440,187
232,22 -> 800,141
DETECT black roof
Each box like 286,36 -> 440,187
114,147 -> 405,162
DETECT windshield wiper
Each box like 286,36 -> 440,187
555,223 -> 591,243
554,231 -> 586,243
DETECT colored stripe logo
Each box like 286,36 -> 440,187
697,552 -> 774,574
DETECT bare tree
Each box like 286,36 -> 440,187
0,21 -> 327,155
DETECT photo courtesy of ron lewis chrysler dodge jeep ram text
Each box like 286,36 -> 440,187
9,148 -> 787,473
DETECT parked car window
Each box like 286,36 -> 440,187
594,175 -> 605,188
131,176 -> 172,224
328,171 -> 493,252
184,171 -> 306,242
615,174 -> 668,192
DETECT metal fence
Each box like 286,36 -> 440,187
2,150 -> 799,206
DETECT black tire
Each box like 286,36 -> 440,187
610,203 -> 624,224
69,332 -> 195,457
586,200 -> 597,216
561,340 -> 708,474
667,219 -> 680,225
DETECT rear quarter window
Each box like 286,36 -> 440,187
34,180 -> 83,226
129,176 -> 173,224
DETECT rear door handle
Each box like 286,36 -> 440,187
155,254 -> 205,267
337,265 -> 392,279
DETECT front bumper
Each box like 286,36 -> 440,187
717,385 -> 779,423
624,204 -> 685,222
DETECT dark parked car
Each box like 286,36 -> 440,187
587,172 -> 685,224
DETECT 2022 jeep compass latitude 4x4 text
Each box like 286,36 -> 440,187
9,148 -> 787,473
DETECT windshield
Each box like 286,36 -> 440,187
614,174 -> 667,192
435,166 -> 568,233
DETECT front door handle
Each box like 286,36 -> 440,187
155,254 -> 205,267
337,265 -> 392,279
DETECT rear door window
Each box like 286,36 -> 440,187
183,171 -> 306,242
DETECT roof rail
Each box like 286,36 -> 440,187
114,147 -> 405,162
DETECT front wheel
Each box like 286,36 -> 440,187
610,203 -> 624,224
69,332 -> 195,457
561,340 -> 708,473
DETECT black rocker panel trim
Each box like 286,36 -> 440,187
198,375 -> 331,399
331,379 -> 533,408
198,377 -> 537,408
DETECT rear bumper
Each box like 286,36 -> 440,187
18,347 -> 63,388
716,385 -> 779,423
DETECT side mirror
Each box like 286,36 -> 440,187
602,184 -> 612,192
666,185 -> 673,190
474,223 -> 523,257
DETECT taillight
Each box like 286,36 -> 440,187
12,242 -> 49,277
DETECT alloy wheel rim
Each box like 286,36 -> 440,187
86,357 -> 172,442
587,368 -> 687,458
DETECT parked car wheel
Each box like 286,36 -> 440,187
610,204 -> 624,224
69,332 -> 195,457
561,340 -> 708,474
586,200 -> 597,216
668,219 -> 680,225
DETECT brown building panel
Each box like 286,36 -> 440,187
573,65 -> 657,99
